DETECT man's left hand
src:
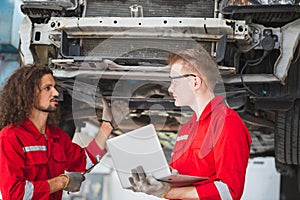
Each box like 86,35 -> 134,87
129,166 -> 171,198
61,172 -> 85,192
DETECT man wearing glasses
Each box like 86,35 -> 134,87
130,48 -> 252,200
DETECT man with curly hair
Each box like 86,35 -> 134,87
0,65 -> 115,200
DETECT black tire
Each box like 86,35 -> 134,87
275,101 -> 300,192
275,100 -> 300,165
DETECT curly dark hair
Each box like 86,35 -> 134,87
0,65 -> 59,129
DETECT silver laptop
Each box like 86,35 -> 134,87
106,124 -> 208,189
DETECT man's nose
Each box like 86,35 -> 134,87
168,83 -> 173,95
53,87 -> 59,96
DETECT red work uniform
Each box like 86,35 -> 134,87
0,119 -> 106,200
170,96 -> 252,200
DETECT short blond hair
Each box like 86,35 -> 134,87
168,47 -> 220,91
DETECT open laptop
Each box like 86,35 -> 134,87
106,124 -> 208,189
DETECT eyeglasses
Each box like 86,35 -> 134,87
169,74 -> 197,80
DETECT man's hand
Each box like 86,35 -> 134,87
129,166 -> 171,198
101,98 -> 129,129
101,98 -> 115,128
61,172 -> 85,192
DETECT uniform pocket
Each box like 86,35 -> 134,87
25,150 -> 48,165
24,148 -> 48,180
51,142 -> 67,175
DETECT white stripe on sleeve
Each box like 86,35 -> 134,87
23,180 -> 34,200
214,181 -> 233,200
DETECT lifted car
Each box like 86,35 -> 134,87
19,0 -> 300,188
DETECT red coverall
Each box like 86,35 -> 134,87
0,119 -> 106,200
170,96 -> 252,200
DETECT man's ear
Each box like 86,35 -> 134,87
193,76 -> 202,90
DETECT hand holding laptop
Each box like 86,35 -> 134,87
106,124 -> 208,189
129,166 -> 171,198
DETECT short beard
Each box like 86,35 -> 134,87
34,105 -> 57,113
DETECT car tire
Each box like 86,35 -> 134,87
275,101 -> 300,191
275,100 -> 300,166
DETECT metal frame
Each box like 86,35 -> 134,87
19,16 -> 299,84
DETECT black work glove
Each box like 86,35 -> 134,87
60,172 -> 85,192
129,166 -> 171,198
